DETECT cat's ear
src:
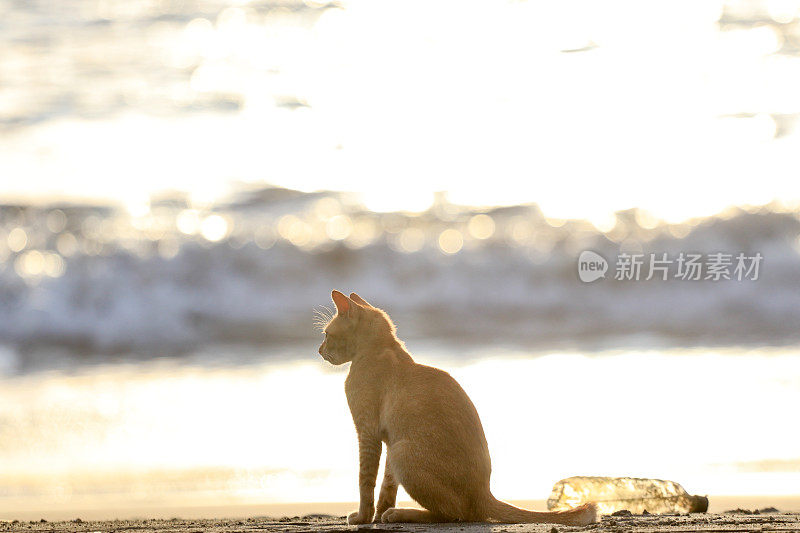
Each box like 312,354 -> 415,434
331,290 -> 353,315
349,293 -> 372,307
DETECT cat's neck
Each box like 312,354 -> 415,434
350,336 -> 414,367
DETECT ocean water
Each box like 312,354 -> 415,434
0,344 -> 798,519
3,0 -> 800,219
2,0 -> 800,520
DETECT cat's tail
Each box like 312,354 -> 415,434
487,496 -> 597,525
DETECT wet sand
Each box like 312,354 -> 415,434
2,511 -> 800,533
3,497 -> 800,524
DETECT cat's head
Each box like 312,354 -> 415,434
317,290 -> 396,365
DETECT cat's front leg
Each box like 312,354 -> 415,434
347,432 -> 381,525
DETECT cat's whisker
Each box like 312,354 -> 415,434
313,304 -> 336,332
313,305 -> 335,325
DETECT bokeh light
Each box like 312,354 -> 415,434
200,215 -> 230,242
438,228 -> 464,255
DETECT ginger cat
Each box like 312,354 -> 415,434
317,290 -> 597,525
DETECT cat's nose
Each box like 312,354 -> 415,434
318,345 -> 324,355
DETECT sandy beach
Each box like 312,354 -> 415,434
3,510 -> 800,533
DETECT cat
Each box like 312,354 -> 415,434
317,290 -> 597,525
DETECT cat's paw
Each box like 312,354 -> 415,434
380,508 -> 401,523
347,509 -> 374,525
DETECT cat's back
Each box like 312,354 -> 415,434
387,361 -> 489,448
402,363 -> 471,409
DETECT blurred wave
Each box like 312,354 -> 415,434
1,187 -> 799,368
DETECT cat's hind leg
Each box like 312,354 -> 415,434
380,508 -> 448,523
374,456 -> 398,522
386,440 -> 486,522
